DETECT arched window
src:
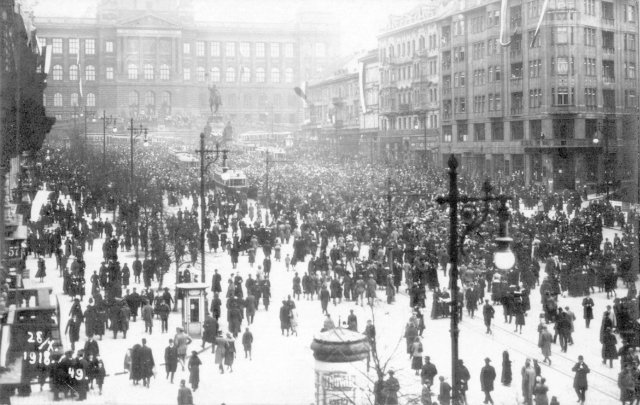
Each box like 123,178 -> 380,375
85,65 -> 96,81
86,93 -> 96,107
144,91 -> 155,110
159,64 -> 170,80
52,65 -> 63,80
70,93 -> 79,107
128,64 -> 138,80
225,67 -> 235,82
270,67 -> 280,83
256,67 -> 265,83
53,93 -> 63,107
197,66 -> 205,81
69,65 -> 78,81
128,91 -> 139,107
160,91 -> 171,116
240,66 -> 250,82
144,64 -> 154,80
211,67 -> 220,82
284,67 -> 293,83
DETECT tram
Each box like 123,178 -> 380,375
170,150 -> 199,169
0,281 -> 64,388
212,167 -> 248,194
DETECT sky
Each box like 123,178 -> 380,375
30,0 -> 426,56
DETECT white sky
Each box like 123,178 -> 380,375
30,0 -> 425,56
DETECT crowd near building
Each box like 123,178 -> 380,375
302,0 -> 640,198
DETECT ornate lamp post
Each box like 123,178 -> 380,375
101,111 -> 118,173
436,155 -> 515,404
127,118 -> 149,201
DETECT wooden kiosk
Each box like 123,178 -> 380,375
176,283 -> 208,338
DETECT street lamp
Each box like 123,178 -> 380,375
436,155 -> 514,404
593,122 -> 611,200
196,133 -> 228,283
128,118 -> 149,201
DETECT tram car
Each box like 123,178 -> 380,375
170,150 -> 199,169
0,283 -> 64,389
212,167 -> 248,194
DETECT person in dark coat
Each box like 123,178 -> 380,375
382,370 -> 400,405
480,357 -> 496,405
211,293 -> 222,320
501,350 -> 512,386
202,314 -> 218,350
601,327 -> 618,368
483,300 -> 495,334
177,379 -> 193,405
279,301 -> 291,336
51,351 -> 73,400
212,269 -> 222,293
138,338 -> 155,388
581,292 -> 594,328
456,359 -> 471,404
347,309 -> 358,332
164,339 -> 178,383
65,315 -> 81,351
320,285 -> 330,314
84,299 -> 98,338
420,356 -> 438,386
571,355 -> 590,404
438,376 -> 451,405
83,335 -> 100,358
224,334 -> 236,372
187,351 -> 201,391
242,327 -> 253,360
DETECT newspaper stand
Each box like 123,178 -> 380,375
176,283 -> 207,338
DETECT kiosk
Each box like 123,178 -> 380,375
176,283 -> 207,338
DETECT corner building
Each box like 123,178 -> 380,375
379,0 -> 639,193
35,0 -> 339,129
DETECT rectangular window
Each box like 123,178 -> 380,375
602,2 -> 614,21
625,34 -> 636,51
239,42 -> 250,57
256,42 -> 265,57
584,27 -> 596,47
552,87 -> 574,105
270,43 -> 280,58
511,121 -> 524,141
105,41 -> 114,53
196,41 -> 205,56
106,66 -> 114,80
183,43 -> 191,55
52,38 -> 62,54
529,59 -> 541,77
603,89 -> 615,111
529,89 -> 542,108
527,29 -> 540,48
585,88 -> 597,109
603,60 -> 615,83
584,58 -> 596,76
627,4 -> 637,22
625,90 -> 637,108
474,123 -> 485,141
284,43 -> 294,58
453,47 -> 465,63
626,62 -> 637,78
183,68 -> 191,81
85,39 -> 95,55
457,122 -> 467,142
584,0 -> 595,16
492,121 -> 504,141
69,38 -> 79,55
225,42 -> 236,57
443,125 -> 452,142
211,42 -> 220,57
511,92 -> 523,114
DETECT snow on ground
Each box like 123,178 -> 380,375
10,198 -> 626,404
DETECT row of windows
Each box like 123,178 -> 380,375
44,38 -> 316,59
187,41 -> 300,58
50,64 -> 295,83
45,92 -> 96,108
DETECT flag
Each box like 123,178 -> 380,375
499,0 -> 511,46
358,61 -> 367,114
530,0 -> 550,48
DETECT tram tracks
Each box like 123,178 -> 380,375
459,316 -> 619,401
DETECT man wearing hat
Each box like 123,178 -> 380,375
480,357 -> 496,404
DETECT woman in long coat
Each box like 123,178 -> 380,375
224,334 -> 236,372
533,377 -> 549,405
404,322 -> 419,355
538,326 -> 553,364
188,352 -> 201,391
501,350 -> 512,386
214,335 -> 227,374
65,315 -> 81,351
130,344 -> 142,385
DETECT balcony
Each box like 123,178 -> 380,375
602,47 -> 615,56
522,138 -> 603,151
399,103 -> 412,112
602,76 -> 615,84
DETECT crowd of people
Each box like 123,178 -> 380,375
6,136 -> 637,405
